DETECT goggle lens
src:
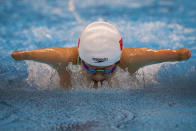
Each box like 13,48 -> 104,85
104,68 -> 114,74
82,61 -> 116,74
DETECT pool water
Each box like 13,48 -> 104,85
0,0 -> 196,130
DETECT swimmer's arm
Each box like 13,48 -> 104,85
120,47 -> 191,74
11,47 -> 78,66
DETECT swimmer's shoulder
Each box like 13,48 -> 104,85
120,48 -> 133,69
120,47 -> 148,61
119,47 -> 147,70
120,48 -> 136,63
62,47 -> 78,64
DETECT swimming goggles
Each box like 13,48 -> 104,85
82,61 -> 116,74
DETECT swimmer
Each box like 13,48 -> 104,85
11,21 -> 191,88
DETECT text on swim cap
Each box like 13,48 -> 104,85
92,58 -> 108,63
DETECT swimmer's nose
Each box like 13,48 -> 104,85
92,72 -> 105,81
96,71 -> 105,75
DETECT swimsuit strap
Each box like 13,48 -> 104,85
77,55 -> 82,65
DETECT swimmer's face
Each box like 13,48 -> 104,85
81,61 -> 118,82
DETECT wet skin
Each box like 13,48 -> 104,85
11,47 -> 191,88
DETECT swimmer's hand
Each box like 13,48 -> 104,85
11,51 -> 24,60
178,48 -> 191,61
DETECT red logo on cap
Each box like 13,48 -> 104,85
119,38 -> 123,50
78,38 -> 80,47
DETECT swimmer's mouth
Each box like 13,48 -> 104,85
92,78 -> 106,82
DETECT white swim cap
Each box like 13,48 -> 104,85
78,21 -> 123,67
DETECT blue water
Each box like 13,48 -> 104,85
0,0 -> 196,130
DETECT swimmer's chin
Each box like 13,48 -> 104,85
92,79 -> 106,83
84,71 -> 111,82
90,76 -> 107,82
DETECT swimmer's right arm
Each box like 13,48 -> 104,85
11,47 -> 78,66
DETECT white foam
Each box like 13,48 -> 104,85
68,0 -> 83,23
116,21 -> 196,49
21,23 -> 83,47
23,0 -> 69,18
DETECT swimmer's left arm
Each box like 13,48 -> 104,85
135,47 -> 191,63
120,47 -> 191,74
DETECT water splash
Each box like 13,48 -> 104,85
25,61 -> 60,90
24,61 -> 169,89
